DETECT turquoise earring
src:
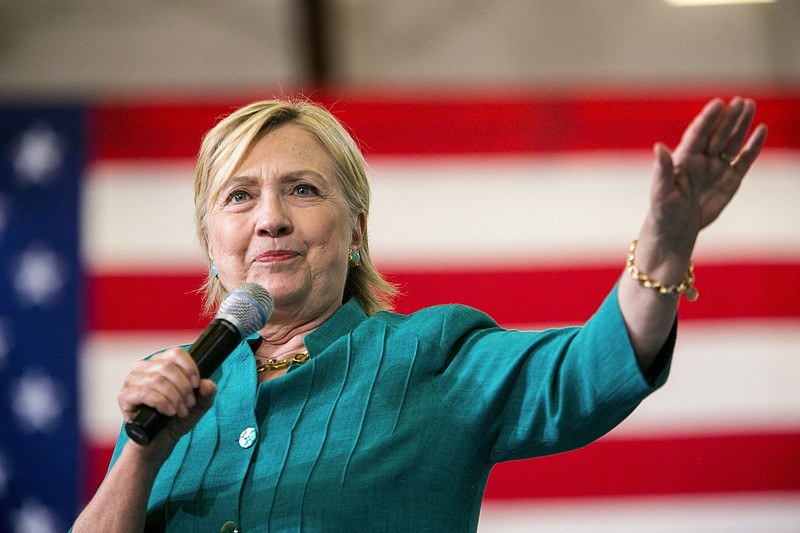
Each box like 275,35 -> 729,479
348,249 -> 361,268
210,264 -> 218,278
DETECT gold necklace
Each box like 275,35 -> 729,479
256,351 -> 309,374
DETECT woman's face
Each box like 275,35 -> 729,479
206,123 -> 362,321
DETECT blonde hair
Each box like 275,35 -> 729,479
194,98 -> 396,316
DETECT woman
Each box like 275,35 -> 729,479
73,97 -> 766,532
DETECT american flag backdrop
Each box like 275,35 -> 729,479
0,104 -> 83,532
2,91 -> 799,531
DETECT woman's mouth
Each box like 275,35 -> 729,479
254,250 -> 298,263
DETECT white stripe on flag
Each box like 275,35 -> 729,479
83,152 -> 800,271
477,493 -> 800,532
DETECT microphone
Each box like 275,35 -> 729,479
124,283 -> 274,445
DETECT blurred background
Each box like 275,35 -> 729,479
1,0 -> 799,531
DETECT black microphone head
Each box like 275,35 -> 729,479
216,283 -> 274,337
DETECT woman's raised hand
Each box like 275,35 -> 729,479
648,97 -> 767,245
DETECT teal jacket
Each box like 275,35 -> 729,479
106,287 -> 671,532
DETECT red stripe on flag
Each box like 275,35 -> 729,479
87,263 -> 800,330
389,262 -> 800,323
86,273 -> 209,331
83,445 -> 114,503
484,432 -> 800,499
87,101 -> 251,161
87,92 -> 800,160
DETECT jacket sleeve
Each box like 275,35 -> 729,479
430,285 -> 673,464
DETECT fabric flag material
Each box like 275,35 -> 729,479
0,105 -> 83,532
11,92 -> 800,530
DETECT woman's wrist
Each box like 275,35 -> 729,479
633,218 -> 697,287
124,431 -> 179,470
626,239 -> 698,301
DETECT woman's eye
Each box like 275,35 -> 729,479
294,184 -> 318,196
228,190 -> 251,203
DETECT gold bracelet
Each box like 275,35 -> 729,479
626,240 -> 698,302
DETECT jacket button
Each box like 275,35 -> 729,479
239,427 -> 258,448
219,520 -> 239,533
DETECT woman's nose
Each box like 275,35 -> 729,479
254,193 -> 292,237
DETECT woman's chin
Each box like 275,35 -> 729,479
260,284 -> 309,310
245,271 -> 304,298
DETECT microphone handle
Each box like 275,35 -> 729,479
124,319 -> 242,445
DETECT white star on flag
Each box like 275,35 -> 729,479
13,498 -> 60,533
11,370 -> 64,433
0,450 -> 9,498
0,193 -> 9,238
13,245 -> 66,308
13,124 -> 64,186
0,317 -> 10,369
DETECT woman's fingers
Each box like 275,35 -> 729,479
676,97 -> 761,163
732,123 -> 768,176
705,97 -> 746,157
717,98 -> 757,162
682,97 -> 760,167
676,98 -> 724,155
650,142 -> 675,198
118,348 -> 200,420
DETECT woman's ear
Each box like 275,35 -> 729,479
203,227 -> 214,261
351,211 -> 366,249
